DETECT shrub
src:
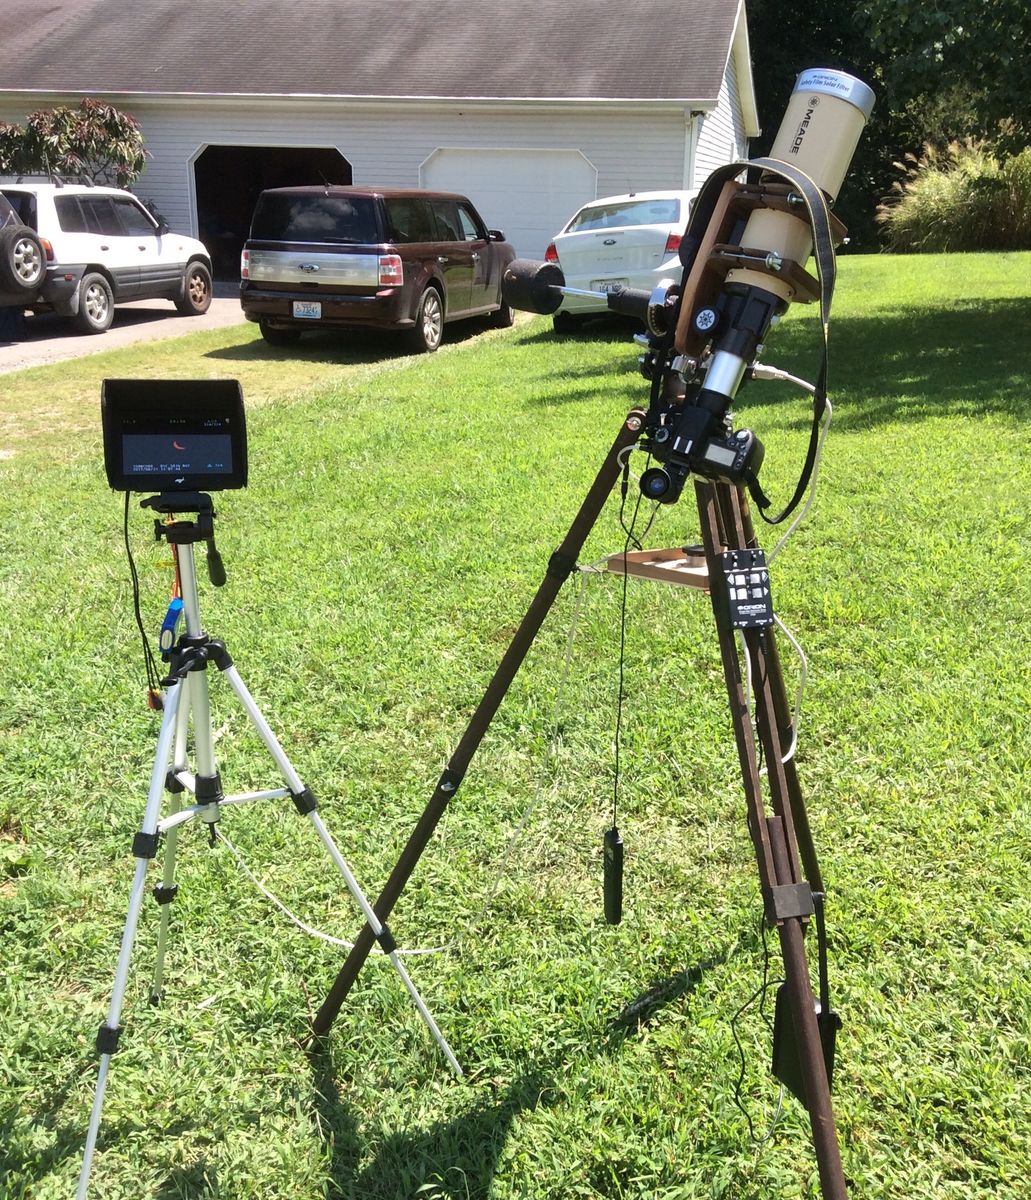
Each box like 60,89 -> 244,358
877,140 -> 1031,251
0,99 -> 148,187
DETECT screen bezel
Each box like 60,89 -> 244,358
101,379 -> 248,493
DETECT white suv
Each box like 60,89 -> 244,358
0,177 -> 213,333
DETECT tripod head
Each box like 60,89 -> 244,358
502,69 -> 874,518
141,491 -> 226,588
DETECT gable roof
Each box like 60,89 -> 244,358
1,0 -> 752,110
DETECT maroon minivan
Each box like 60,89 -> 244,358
240,186 -> 516,352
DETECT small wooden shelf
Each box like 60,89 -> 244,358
603,546 -> 710,591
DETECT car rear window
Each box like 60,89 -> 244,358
250,194 -> 382,243
566,198 -> 681,232
0,189 -> 37,230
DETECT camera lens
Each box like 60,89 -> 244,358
640,468 -> 672,500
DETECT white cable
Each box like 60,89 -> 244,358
772,614 -> 808,764
214,828 -> 445,957
217,561 -> 602,958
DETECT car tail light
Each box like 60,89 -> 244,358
544,243 -> 559,262
378,254 -> 403,286
664,231 -> 682,255
240,248 -> 249,279
40,238 -> 54,263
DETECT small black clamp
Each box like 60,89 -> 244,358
546,550 -> 576,582
291,787 -> 318,815
764,882 -> 815,925
375,924 -> 398,955
206,640 -> 234,671
95,1023 -> 123,1056
164,770 -> 186,795
132,831 -> 160,860
153,883 -> 179,905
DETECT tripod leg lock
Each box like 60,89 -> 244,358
546,550 -> 577,581
291,787 -> 318,815
152,883 -> 179,905
132,831 -> 160,860
207,639 -> 233,671
763,881 -> 815,924
95,1023 -> 123,1056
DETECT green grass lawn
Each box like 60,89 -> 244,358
1,252 -> 1029,1199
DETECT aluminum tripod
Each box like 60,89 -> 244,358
77,495 -> 460,1199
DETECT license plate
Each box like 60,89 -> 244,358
292,300 -> 322,319
592,278 -> 628,292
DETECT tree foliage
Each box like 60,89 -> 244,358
745,1 -> 1031,248
0,99 -> 148,188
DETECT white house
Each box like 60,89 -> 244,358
0,0 -> 758,276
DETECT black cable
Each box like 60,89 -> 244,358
613,475 -> 638,829
612,461 -> 659,828
731,913 -> 784,1143
123,491 -> 162,705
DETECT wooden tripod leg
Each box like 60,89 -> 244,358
310,409 -> 646,1038
696,480 -> 847,1200
735,495 -> 824,893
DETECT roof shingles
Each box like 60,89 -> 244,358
1,0 -> 741,102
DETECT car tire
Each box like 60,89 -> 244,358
552,311 -> 582,335
175,260 -> 213,315
73,273 -> 115,334
408,287 -> 444,353
259,319 -> 302,347
0,226 -> 46,294
489,300 -> 515,329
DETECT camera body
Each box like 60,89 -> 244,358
101,379 -> 247,494
639,387 -> 765,505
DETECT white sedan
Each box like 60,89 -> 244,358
544,190 -> 695,331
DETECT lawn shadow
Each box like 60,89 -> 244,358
0,1070 -> 199,1197
752,297 -> 1031,431
308,1045 -> 555,1200
606,954 -> 727,1046
517,313 -> 644,348
204,314 -> 506,367
305,953 -> 724,1199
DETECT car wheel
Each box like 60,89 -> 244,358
0,226 -> 46,294
408,287 -> 444,353
175,260 -> 213,315
259,319 -> 302,347
489,300 -> 515,329
552,311 -> 582,335
73,273 -> 114,334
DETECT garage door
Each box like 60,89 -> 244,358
420,148 -> 597,258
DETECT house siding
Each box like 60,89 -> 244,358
2,99 -> 689,253
692,49 -> 749,186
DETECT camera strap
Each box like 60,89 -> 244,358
679,157 -> 837,525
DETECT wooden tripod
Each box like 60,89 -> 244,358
311,407 -> 847,1198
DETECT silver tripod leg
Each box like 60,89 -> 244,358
77,681 -> 184,1200
220,663 -> 463,1077
150,676 -> 192,1004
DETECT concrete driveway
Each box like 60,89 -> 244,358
0,284 -> 248,375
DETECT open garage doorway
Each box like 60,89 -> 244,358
194,145 -> 351,279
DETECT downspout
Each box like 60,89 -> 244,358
684,110 -> 701,192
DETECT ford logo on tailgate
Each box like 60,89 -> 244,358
602,238 -> 617,246
298,263 -> 320,273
